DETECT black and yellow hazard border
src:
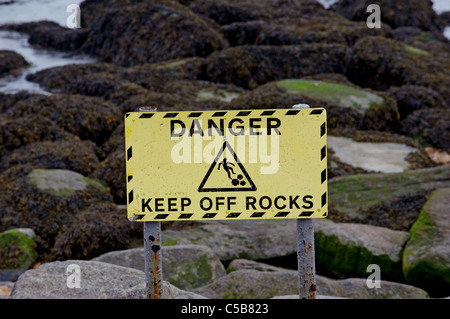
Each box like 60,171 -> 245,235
125,108 -> 327,221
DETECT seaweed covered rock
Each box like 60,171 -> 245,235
118,58 -> 205,91
275,79 -> 399,131
0,138 -> 101,175
221,15 -> 391,47
0,21 -> 87,52
345,36 -> 450,107
90,149 -> 125,204
400,108 -> 450,152
402,188 -> 450,297
229,81 -> 383,131
0,166 -> 117,261
387,85 -> 446,120
0,114 -> 74,158
52,202 -> 138,260
331,0 -> 442,33
0,228 -> 37,281
328,165 -> 450,230
25,63 -> 123,94
80,0 -> 228,66
392,26 -> 450,59
205,44 -> 349,89
0,91 -> 38,113
185,0 -> 326,25
0,50 -> 28,76
4,93 -> 122,145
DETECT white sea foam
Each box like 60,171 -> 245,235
0,0 -> 93,94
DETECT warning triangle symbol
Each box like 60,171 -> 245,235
198,142 -> 257,192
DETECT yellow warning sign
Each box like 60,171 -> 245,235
125,108 -> 327,221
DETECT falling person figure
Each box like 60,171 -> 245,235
218,158 -> 235,180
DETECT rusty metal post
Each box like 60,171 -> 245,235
293,104 -> 316,299
138,106 -> 163,299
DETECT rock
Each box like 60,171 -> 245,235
90,149 -> 126,204
204,44 -> 349,89
220,12 -> 392,47
0,138 -> 102,175
0,114 -> 74,158
93,245 -> 226,289
327,135 -> 419,173
328,165 -> 450,230
0,91 -> 37,113
345,36 -> 450,107
1,21 -> 88,52
52,202 -> 140,260
9,260 -> 205,299
80,0 -> 228,66
314,219 -> 409,281
331,0 -> 442,33
119,57 -> 205,91
162,245 -> 227,289
387,85 -> 446,120
229,81 -> 365,131
25,63 -> 123,95
229,259 -> 428,299
0,228 -> 37,281
274,78 -> 399,131
400,108 -> 450,152
0,281 -> 14,299
186,0 -> 326,25
192,265 -> 428,299
391,26 -> 450,59
402,188 -> 450,297
277,79 -> 384,114
0,50 -> 28,76
424,147 -> 450,166
272,294 -> 347,299
316,276 -> 429,299
192,269 -> 298,299
327,129 -> 433,170
4,93 -> 122,146
0,166 -> 133,261
27,169 -> 106,197
163,220 -> 297,261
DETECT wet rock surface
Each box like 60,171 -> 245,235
1,0 -> 449,299
0,50 -> 28,76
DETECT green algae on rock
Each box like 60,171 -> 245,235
0,228 -> 37,281
328,165 -> 450,230
276,79 -> 384,114
28,169 -> 107,197
402,188 -> 450,297
314,219 -> 409,282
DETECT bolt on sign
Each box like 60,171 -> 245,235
125,108 -> 327,221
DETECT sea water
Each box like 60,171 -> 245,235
0,0 -> 449,94
0,0 -> 94,94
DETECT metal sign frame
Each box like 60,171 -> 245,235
127,105 -> 324,299
125,108 -> 327,222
